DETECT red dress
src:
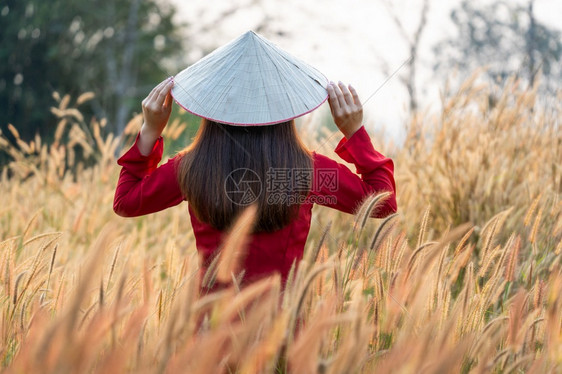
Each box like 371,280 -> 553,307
113,125 -> 397,289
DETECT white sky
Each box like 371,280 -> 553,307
167,0 -> 562,143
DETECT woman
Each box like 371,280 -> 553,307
113,31 -> 397,292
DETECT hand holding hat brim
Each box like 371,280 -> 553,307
327,81 -> 363,139
138,78 -> 174,155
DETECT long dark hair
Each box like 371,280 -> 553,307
176,119 -> 312,232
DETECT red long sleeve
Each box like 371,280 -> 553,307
113,134 -> 184,217
113,127 -> 397,219
113,127 -> 397,289
310,125 -> 397,217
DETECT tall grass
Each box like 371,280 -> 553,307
0,75 -> 560,373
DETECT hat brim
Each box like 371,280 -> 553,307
171,88 -> 328,126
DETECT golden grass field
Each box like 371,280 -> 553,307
0,75 -> 561,373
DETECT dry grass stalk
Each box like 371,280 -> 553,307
0,75 -> 560,372
216,204 -> 257,284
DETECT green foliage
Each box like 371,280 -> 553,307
0,0 -> 185,141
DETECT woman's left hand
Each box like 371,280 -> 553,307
138,78 -> 174,156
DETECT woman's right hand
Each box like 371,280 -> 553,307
327,81 -> 363,139
138,78 -> 174,156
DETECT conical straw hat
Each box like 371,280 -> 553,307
171,31 -> 328,126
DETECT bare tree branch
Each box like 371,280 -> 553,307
381,0 -> 429,113
526,0 -> 537,85
382,0 -> 412,44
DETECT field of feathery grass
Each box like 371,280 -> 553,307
0,75 -> 560,373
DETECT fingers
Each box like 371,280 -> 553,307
143,78 -> 174,112
327,82 -> 340,112
327,81 -> 362,110
349,85 -> 361,106
155,79 -> 174,108
326,80 -> 363,138
338,81 -> 354,106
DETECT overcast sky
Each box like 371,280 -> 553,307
167,0 -> 562,143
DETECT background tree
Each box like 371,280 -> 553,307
381,0 -> 430,115
0,0 -> 185,141
433,0 -> 562,95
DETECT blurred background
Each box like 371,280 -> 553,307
1,0 -> 561,153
